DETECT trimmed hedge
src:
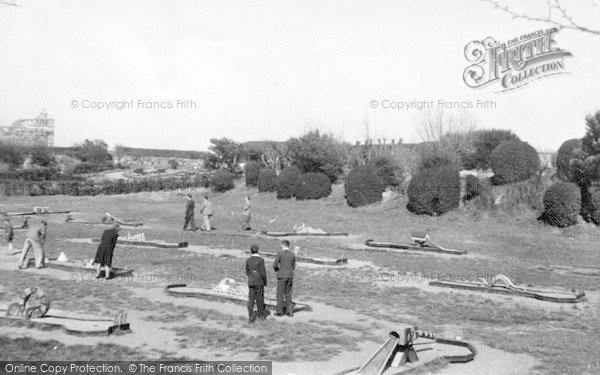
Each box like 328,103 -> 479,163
276,166 -> 302,199
463,175 -> 482,201
470,129 -> 520,170
344,165 -> 385,207
0,174 -> 209,197
258,168 -> 277,192
490,140 -> 540,185
539,181 -> 581,227
211,169 -> 235,192
370,155 -> 401,188
296,173 -> 332,200
244,161 -> 261,187
556,138 -> 582,181
407,166 -> 460,216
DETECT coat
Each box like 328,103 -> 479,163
93,228 -> 119,267
273,248 -> 295,279
200,200 -> 213,217
5,224 -> 13,242
26,225 -> 46,244
185,199 -> 195,218
246,254 -> 267,286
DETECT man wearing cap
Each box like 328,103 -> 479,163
18,221 -> 48,269
93,224 -> 121,279
273,240 -> 296,317
245,244 -> 267,323
183,194 -> 197,231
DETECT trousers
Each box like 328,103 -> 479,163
276,278 -> 293,315
19,238 -> 45,268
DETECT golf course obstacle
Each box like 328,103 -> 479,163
165,278 -> 311,313
339,326 -> 476,375
1,287 -> 130,335
429,274 -> 586,303
0,218 -> 29,232
1,206 -> 71,216
26,257 -> 134,278
260,223 -> 348,237
91,234 -> 188,249
365,231 -> 467,255
66,212 -> 143,227
245,248 -> 348,266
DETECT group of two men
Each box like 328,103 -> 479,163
245,240 -> 296,323
184,195 -> 252,232
183,194 -> 214,231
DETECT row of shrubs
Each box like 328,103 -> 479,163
0,175 -> 210,197
246,166 -> 333,201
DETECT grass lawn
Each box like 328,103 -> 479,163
1,183 -> 599,374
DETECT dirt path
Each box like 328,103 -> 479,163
0,252 -> 545,375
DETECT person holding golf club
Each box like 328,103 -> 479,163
93,223 -> 121,279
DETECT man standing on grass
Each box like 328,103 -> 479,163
199,195 -> 213,231
241,196 -> 252,231
245,244 -> 267,323
18,221 -> 47,269
273,240 -> 296,317
4,217 -> 14,254
183,194 -> 197,231
93,224 -> 121,280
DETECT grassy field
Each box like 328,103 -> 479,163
1,183 -> 599,374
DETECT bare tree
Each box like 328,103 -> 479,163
481,0 -> 600,35
415,109 -> 477,143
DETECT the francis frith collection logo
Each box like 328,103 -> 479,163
463,28 -> 572,92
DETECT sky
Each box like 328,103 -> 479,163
0,0 -> 599,151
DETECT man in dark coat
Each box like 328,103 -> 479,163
183,194 -> 197,231
245,244 -> 267,323
273,240 -> 296,317
94,224 -> 121,279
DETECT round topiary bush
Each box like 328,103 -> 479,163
407,166 -> 460,216
210,169 -> 235,192
490,140 -> 540,185
257,168 -> 277,192
244,161 -> 261,187
539,181 -> 581,227
556,138 -> 582,181
345,165 -> 385,207
276,166 -> 302,199
295,172 -> 332,200
463,175 -> 482,201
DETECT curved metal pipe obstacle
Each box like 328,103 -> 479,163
429,274 -> 585,303
365,232 -> 467,255
339,326 -> 476,375
165,279 -> 312,313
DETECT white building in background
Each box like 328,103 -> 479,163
0,111 -> 54,147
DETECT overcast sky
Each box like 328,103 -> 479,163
0,0 -> 599,151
